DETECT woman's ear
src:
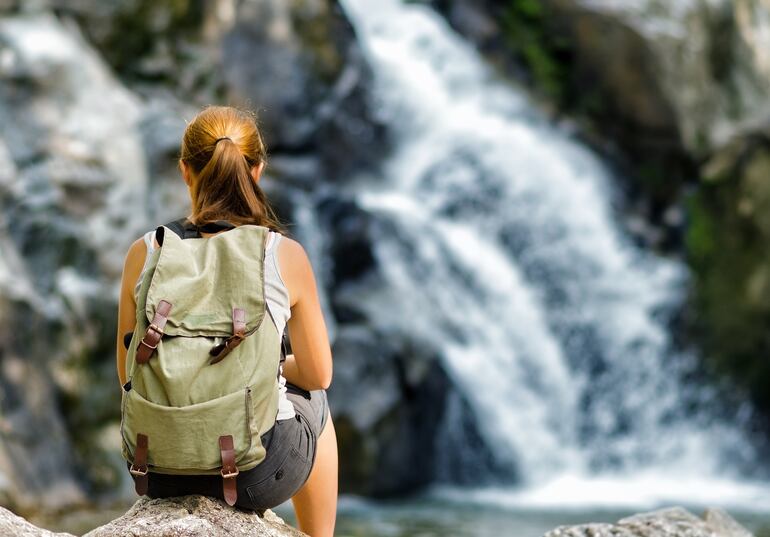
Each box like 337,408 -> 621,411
250,161 -> 266,184
179,159 -> 192,187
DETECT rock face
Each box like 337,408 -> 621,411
0,10 -> 149,509
543,0 -> 770,158
0,496 -> 304,537
84,496 -> 305,537
545,507 -> 754,537
687,130 -> 770,420
0,505 -> 75,537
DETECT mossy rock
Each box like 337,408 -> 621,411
686,130 -> 770,421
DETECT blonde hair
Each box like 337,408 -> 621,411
180,105 -> 283,231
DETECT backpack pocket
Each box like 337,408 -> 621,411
121,386 -> 255,473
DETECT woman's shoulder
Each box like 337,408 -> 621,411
275,235 -> 315,306
123,229 -> 158,270
276,234 -> 309,263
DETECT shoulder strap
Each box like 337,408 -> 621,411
160,217 -> 238,243
163,217 -> 196,240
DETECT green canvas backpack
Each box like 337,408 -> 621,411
121,217 -> 284,506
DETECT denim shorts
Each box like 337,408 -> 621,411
132,385 -> 329,511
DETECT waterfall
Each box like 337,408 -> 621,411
335,0 -> 769,507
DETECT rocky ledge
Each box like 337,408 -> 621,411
545,507 -> 754,537
0,496 -> 306,537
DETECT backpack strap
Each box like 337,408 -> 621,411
129,433 -> 149,496
219,435 -> 239,506
136,300 -> 173,364
209,308 -> 247,365
163,217 -> 237,240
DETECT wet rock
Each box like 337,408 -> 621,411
84,496 -> 305,537
544,506 -> 754,537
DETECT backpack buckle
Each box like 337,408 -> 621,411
136,301 -> 173,364
129,463 -> 148,477
147,323 -> 163,335
220,467 -> 239,479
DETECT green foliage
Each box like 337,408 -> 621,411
684,192 -> 715,265
500,0 -> 571,101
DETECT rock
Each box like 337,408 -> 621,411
686,127 -> 770,421
83,496 -> 305,537
544,506 -> 755,537
0,496 -> 304,537
0,506 -> 74,537
0,10 -> 150,510
546,0 -> 770,157
704,508 -> 755,537
221,0 -> 389,172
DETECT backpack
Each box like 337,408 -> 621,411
121,217 -> 284,506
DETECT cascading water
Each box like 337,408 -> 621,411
334,0 -> 770,509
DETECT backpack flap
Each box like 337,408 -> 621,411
144,224 -> 268,338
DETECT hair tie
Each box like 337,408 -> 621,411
214,136 -> 232,145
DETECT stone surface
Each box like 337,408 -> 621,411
0,506 -> 74,537
544,506 -> 755,537
542,0 -> 770,157
83,496 -> 306,537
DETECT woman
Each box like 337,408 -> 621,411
116,105 -> 337,537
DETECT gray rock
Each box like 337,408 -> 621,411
543,0 -> 770,157
0,506 -> 74,537
0,10 -> 150,511
544,506 -> 756,537
83,496 -> 305,537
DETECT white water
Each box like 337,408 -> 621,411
338,0 -> 770,509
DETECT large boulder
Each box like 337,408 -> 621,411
542,0 -> 770,158
83,496 -> 305,537
0,505 -> 74,537
0,496 -> 304,537
544,506 -> 753,537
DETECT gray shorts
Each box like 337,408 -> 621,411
141,385 -> 329,511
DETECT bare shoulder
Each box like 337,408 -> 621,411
122,236 -> 148,279
276,235 -> 316,306
277,235 -> 308,261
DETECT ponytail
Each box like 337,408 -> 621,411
180,106 -> 284,232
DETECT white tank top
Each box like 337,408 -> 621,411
133,228 -> 296,420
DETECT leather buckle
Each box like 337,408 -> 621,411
220,467 -> 239,479
225,334 -> 244,349
129,464 -> 148,477
147,323 -> 162,335
138,339 -> 158,351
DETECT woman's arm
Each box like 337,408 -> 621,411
279,237 -> 333,391
116,237 -> 148,386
